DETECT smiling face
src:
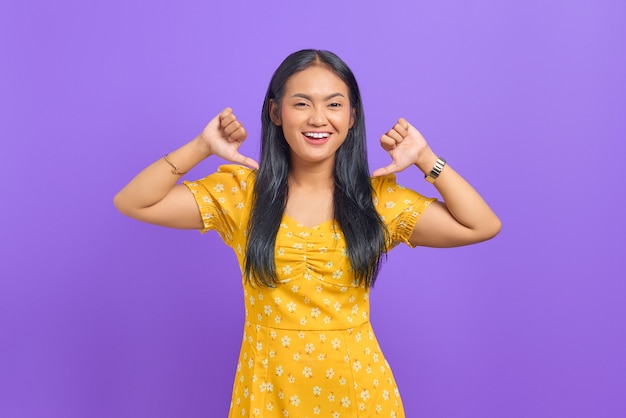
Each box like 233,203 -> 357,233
270,65 -> 354,170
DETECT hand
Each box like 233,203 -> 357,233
371,118 -> 434,177
198,108 -> 259,169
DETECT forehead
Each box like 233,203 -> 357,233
284,65 -> 349,96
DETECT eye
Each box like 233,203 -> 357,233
328,102 -> 342,108
295,102 -> 308,107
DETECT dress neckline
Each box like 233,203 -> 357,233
282,213 -> 336,230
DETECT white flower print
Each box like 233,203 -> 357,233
311,307 -> 321,318
304,343 -> 315,354
360,389 -> 370,401
231,186 -> 239,193
236,202 -> 244,209
326,368 -> 335,379
300,317 -> 307,325
274,297 -> 282,305
318,353 -> 326,361
293,352 -> 300,361
313,406 -> 320,415
339,376 -> 346,385
355,331 -> 362,342
293,242 -> 303,250
326,261 -> 333,268
328,393 -> 335,402
341,397 -> 351,408
319,246 -> 328,253
303,296 -> 310,304
332,270 -> 343,279
290,285 -> 299,293
298,331 -> 305,339
275,365 -> 284,376
288,374 -> 295,384
289,395 -> 300,406
385,201 -> 396,208
353,360 -> 362,372
334,302 -> 342,312
382,390 -> 389,400
332,412 -> 339,418
281,336 -> 291,347
287,302 -> 296,313
282,265 -> 292,275
264,305 -> 272,315
274,315 -> 282,324
324,316 -> 331,324
213,183 -> 224,192
319,334 -> 327,343
302,366 -> 313,378
331,338 -> 341,349
313,386 -> 322,396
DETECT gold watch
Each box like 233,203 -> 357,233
425,157 -> 446,184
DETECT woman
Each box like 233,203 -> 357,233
114,49 -> 500,417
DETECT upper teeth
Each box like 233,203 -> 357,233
304,132 -> 329,139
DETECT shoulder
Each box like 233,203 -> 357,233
185,164 -> 256,194
370,173 -> 436,219
370,173 -> 409,203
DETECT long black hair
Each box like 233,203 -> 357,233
244,49 -> 388,288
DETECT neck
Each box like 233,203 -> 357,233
288,159 -> 335,190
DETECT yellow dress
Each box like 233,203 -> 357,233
184,165 -> 434,418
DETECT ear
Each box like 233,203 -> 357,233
269,99 -> 281,126
349,108 -> 356,129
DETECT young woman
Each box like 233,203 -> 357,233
114,49 -> 500,417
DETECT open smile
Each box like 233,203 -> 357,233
302,131 -> 331,144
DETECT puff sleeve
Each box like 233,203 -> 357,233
372,174 -> 436,249
183,165 -> 255,247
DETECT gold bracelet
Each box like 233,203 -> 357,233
163,154 -> 188,175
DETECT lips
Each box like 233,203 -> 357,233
302,132 -> 331,145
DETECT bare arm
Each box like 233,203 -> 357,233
372,118 -> 501,247
113,108 -> 258,229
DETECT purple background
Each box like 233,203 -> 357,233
2,0 -> 625,417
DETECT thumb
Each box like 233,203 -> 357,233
232,152 -> 259,170
371,163 -> 399,178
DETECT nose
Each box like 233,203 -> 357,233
308,106 -> 328,126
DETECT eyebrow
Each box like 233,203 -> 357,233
290,93 -> 346,101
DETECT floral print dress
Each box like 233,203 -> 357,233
184,165 -> 434,418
